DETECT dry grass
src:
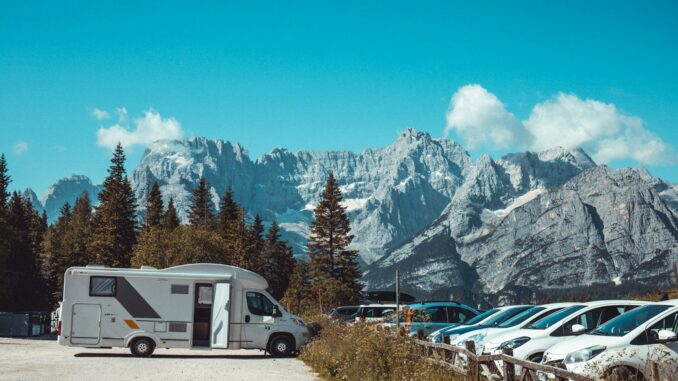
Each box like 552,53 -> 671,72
299,321 -> 465,381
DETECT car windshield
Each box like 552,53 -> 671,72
464,309 -> 499,325
526,305 -> 585,329
497,306 -> 546,328
590,305 -> 671,337
480,306 -> 533,327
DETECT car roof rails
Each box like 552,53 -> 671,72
417,300 -> 461,305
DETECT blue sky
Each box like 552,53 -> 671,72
1,1 -> 677,196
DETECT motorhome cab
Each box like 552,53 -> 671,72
57,264 -> 309,357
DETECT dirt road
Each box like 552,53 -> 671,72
0,337 -> 318,381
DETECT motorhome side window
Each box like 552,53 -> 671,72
89,276 -> 116,296
246,291 -> 274,316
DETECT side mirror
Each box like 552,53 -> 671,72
271,307 -> 281,318
656,329 -> 677,343
571,324 -> 586,335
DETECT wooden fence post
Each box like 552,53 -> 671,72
465,340 -> 479,381
650,361 -> 660,381
502,348 -> 515,381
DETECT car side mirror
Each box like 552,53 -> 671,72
272,307 -> 282,318
571,324 -> 586,335
656,329 -> 677,343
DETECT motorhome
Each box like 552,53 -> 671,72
57,264 -> 309,357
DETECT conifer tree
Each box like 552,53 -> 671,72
163,197 -> 180,230
0,155 -> 10,307
226,207 -> 247,267
245,214 -> 265,273
281,260 -> 313,314
188,176 -> 215,227
64,193 -> 93,265
0,154 -> 9,210
144,182 -> 164,231
218,186 -> 239,234
307,173 -> 362,306
88,143 -> 137,267
40,203 -> 73,307
260,220 -> 295,299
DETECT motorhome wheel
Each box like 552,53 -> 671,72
130,337 -> 156,357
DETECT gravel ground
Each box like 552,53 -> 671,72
0,337 -> 318,381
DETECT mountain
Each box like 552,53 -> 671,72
132,129 -> 473,263
21,188 -> 44,214
39,175 -> 101,222
33,130 -> 678,304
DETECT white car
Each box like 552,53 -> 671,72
352,304 -> 399,323
541,299 -> 678,380
483,300 -> 649,375
450,303 -> 577,354
427,305 -> 521,343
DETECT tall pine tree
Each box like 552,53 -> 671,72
218,186 -> 239,233
164,197 -> 180,230
307,172 -> 362,307
261,220 -> 295,299
0,154 -> 10,307
188,176 -> 215,227
144,182 -> 164,231
40,203 -> 73,307
88,143 -> 137,267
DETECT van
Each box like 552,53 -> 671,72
57,264 -> 309,357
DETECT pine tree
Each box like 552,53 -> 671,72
0,154 -> 9,210
88,143 -> 137,267
307,173 -> 362,307
226,207 -> 247,268
144,182 -> 164,230
40,203 -> 72,307
218,186 -> 239,234
260,220 -> 295,299
163,197 -> 180,230
245,215 -> 265,273
188,176 -> 215,227
64,193 -> 93,265
281,260 -> 313,314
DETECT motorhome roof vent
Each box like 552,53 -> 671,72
141,265 -> 157,270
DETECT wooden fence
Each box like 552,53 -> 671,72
414,339 -> 662,381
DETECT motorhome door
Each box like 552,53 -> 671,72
70,303 -> 101,345
211,283 -> 231,348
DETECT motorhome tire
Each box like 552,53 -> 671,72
130,337 -> 155,357
269,335 -> 293,357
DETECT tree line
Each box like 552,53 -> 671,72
0,144 -> 363,314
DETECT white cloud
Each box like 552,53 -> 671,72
96,108 -> 183,150
445,84 -> 531,149
14,141 -> 28,155
90,108 -> 110,121
444,85 -> 677,165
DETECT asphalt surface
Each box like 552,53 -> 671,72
0,337 -> 318,381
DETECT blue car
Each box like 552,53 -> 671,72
430,305 -> 534,343
399,301 -> 481,337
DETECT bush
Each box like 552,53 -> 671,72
299,322 -> 463,381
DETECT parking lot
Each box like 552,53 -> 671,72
0,337 -> 318,381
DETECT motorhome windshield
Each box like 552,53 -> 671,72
590,305 -> 671,337
497,306 -> 546,328
526,305 -> 585,330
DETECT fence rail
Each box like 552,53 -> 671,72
414,339 -> 597,381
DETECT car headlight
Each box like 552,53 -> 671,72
564,345 -> 606,365
292,318 -> 306,327
498,336 -> 530,350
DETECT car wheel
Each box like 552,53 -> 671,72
130,337 -> 155,357
528,353 -> 543,363
269,335 -> 293,357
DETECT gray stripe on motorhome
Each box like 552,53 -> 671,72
115,277 -> 161,319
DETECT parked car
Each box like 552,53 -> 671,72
539,299 -> 678,380
428,305 -> 532,343
427,307 -> 504,342
328,306 -> 359,322
483,300 -> 649,376
401,301 -> 481,337
353,304 -> 399,323
448,303 -> 578,353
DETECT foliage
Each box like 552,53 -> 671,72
300,322 -> 462,381
307,172 -> 363,307
132,225 -> 230,268
144,181 -> 164,230
188,176 -> 215,227
88,143 -> 137,267
163,197 -> 180,230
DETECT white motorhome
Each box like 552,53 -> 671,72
57,264 -> 309,357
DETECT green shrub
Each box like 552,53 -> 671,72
299,322 -> 464,381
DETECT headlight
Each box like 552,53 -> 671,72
498,336 -> 530,350
292,318 -> 306,327
564,345 -> 606,365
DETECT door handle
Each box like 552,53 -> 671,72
245,315 -> 250,323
